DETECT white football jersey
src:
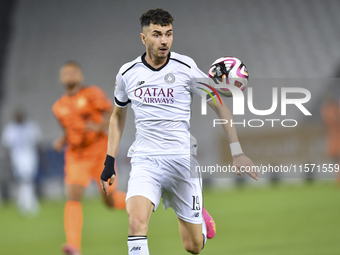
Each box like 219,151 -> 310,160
114,52 -> 208,157
1,120 -> 42,175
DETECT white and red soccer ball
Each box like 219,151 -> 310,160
208,56 -> 249,97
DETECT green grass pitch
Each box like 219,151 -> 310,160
1,182 -> 339,255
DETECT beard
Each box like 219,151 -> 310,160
156,53 -> 167,59
65,82 -> 78,90
149,45 -> 168,60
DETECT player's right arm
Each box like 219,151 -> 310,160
100,104 -> 128,195
107,106 -> 127,159
100,71 -> 129,195
52,102 -> 68,152
52,133 -> 67,152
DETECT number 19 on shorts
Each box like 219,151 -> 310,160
192,196 -> 200,210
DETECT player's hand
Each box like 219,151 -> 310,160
85,122 -> 103,132
100,155 -> 116,196
52,137 -> 65,152
100,175 -> 116,196
233,154 -> 258,180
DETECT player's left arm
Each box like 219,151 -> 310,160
85,110 -> 112,132
187,55 -> 257,180
207,99 -> 258,180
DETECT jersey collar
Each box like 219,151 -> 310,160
141,52 -> 171,72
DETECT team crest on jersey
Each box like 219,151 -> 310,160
164,73 -> 175,84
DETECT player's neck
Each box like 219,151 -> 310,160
65,83 -> 82,96
144,52 -> 168,69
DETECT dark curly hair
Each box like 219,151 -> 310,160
140,8 -> 174,28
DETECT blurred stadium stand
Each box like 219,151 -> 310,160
0,0 -> 16,106
0,0 -> 17,203
1,0 -> 340,199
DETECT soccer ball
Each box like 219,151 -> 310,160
208,56 -> 249,97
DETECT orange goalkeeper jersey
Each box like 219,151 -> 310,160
52,85 -> 113,154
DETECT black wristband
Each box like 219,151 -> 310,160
100,155 -> 116,181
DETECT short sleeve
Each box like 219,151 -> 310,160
114,73 -> 130,108
189,61 -> 215,101
52,100 -> 63,122
87,86 -> 113,112
52,100 -> 67,130
52,101 -> 58,119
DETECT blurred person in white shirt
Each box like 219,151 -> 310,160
1,108 -> 42,215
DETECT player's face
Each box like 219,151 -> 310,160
14,109 -> 25,123
59,65 -> 84,89
141,23 -> 173,60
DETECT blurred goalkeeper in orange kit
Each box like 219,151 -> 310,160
52,61 -> 126,255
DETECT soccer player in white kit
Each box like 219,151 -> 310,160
100,8 -> 258,254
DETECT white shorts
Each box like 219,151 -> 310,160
126,155 -> 203,224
